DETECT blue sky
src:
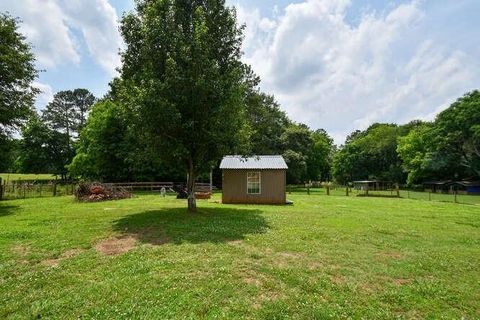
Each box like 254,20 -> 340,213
1,0 -> 479,143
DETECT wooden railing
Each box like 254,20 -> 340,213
105,182 -> 175,192
104,182 -> 213,192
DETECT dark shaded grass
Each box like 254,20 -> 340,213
114,207 -> 269,245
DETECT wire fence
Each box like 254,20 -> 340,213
2,179 -> 478,206
287,185 -> 480,205
0,179 -> 215,201
0,181 -> 77,200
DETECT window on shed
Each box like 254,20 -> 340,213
247,172 -> 261,194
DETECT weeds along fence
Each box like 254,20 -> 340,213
0,179 -> 77,200
287,184 -> 480,206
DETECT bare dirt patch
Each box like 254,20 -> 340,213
227,239 -> 244,246
306,260 -> 323,270
244,275 -> 263,287
41,248 -> 85,267
95,227 -> 171,256
330,275 -> 345,285
279,251 -> 304,258
11,244 -> 31,257
392,278 -> 412,286
95,236 -> 137,256
376,252 -> 403,259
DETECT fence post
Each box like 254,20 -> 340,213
454,190 -> 458,203
53,180 -> 57,197
396,184 -> 400,197
326,184 -> 330,196
346,186 -> 349,196
209,171 -> 213,193
0,177 -> 2,201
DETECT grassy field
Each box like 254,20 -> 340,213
1,192 -> 479,319
0,173 -> 57,182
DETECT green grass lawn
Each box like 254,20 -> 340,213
1,192 -> 479,319
0,173 -> 57,182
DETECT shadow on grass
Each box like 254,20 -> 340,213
113,207 -> 269,245
0,205 -> 18,217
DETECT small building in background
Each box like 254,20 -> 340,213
220,155 -> 288,204
423,181 -> 480,195
423,181 -> 452,194
353,180 -> 394,191
449,181 -> 480,195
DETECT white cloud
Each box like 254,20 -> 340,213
61,0 -> 122,75
0,0 -> 80,68
33,82 -> 54,110
0,0 -> 122,75
237,0 -> 480,144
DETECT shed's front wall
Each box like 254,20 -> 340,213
222,169 -> 286,204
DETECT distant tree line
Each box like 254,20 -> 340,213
1,7 -> 479,196
332,91 -> 480,186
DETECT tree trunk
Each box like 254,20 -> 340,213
187,162 -> 197,213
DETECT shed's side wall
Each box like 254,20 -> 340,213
222,169 -> 286,204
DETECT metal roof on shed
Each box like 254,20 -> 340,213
220,155 -> 288,170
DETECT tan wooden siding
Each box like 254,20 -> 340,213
222,169 -> 286,204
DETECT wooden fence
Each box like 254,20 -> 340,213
105,182 -> 213,193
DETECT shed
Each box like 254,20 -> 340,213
447,181 -> 480,195
423,181 -> 452,193
220,155 -> 288,204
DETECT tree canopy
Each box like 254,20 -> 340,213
398,91 -> 480,185
42,89 -> 96,141
0,13 -> 37,137
332,123 -> 412,184
118,0 -> 250,211
15,115 -> 72,178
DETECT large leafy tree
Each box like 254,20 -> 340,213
0,13 -> 38,148
281,123 -> 313,184
247,92 -> 290,155
434,90 -> 480,178
0,137 -> 18,172
243,68 -> 290,155
397,123 -> 449,185
70,101 -> 130,181
15,115 -> 72,178
119,0 -> 249,211
333,123 -> 411,184
398,91 -> 480,184
70,100 -> 183,182
307,129 -> 334,181
0,13 -> 38,174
